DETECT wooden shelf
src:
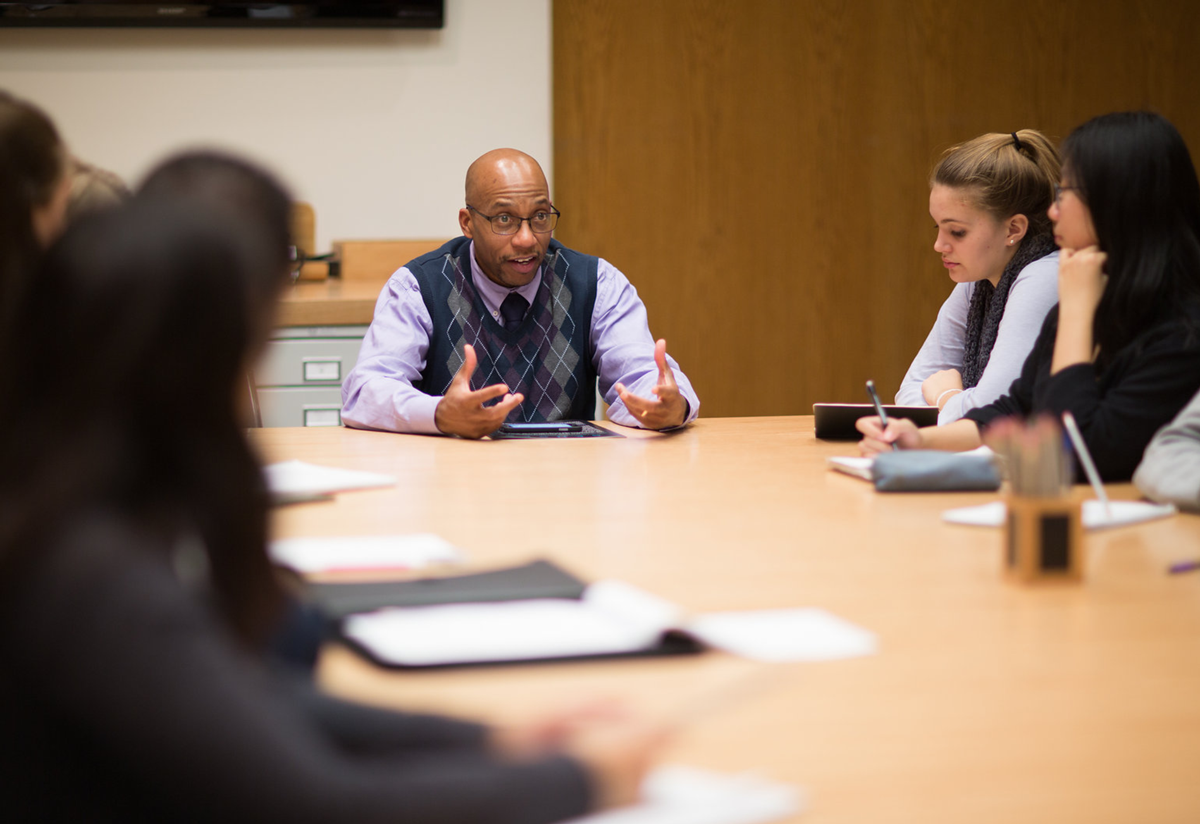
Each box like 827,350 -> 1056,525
275,277 -> 388,327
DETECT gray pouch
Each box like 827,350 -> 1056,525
872,450 -> 1000,492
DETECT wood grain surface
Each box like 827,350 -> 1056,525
252,418 -> 1200,823
552,0 -> 1200,417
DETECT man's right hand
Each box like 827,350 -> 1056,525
434,344 -> 523,438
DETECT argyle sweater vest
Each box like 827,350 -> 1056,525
409,237 -> 598,422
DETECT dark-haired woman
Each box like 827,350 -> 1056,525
0,89 -> 71,338
896,130 -> 1061,423
860,111 -> 1200,481
0,191 -> 660,820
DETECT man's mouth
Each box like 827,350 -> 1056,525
508,255 -> 540,273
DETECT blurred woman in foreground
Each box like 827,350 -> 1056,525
0,89 -> 71,338
0,165 -> 661,820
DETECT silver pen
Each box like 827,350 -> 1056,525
865,380 -> 897,452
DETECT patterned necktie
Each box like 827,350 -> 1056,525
499,292 -> 529,331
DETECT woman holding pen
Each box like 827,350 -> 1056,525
859,111 -> 1200,482
895,130 -> 1061,423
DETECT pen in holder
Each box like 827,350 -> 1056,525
990,416 -> 1083,584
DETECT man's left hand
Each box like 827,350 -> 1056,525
615,339 -> 688,430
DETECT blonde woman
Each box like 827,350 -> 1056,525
896,130 -> 1061,423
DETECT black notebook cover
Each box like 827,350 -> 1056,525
340,628 -> 705,671
307,559 -> 588,620
313,558 -> 706,669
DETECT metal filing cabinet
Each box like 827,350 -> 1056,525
253,325 -> 367,427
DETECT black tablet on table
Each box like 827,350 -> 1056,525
812,403 -> 939,440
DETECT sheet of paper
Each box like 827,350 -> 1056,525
268,533 -> 463,573
686,608 -> 878,662
341,580 -> 682,666
826,456 -> 873,480
561,764 -> 804,824
262,459 -> 396,497
942,499 -> 1177,530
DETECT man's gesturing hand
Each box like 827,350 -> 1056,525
434,344 -> 523,438
614,339 -> 687,430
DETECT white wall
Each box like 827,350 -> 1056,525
0,0 -> 552,250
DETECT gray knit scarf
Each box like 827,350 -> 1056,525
961,234 -> 1057,388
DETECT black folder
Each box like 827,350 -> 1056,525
311,559 -> 705,669
307,559 -> 588,620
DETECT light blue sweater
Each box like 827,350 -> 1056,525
896,252 -> 1059,423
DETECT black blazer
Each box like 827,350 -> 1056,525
965,304 -> 1200,481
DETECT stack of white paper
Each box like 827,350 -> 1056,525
563,764 -> 804,824
268,533 -> 463,574
342,580 -> 681,666
342,580 -> 878,668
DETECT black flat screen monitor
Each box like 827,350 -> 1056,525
0,2 -> 444,28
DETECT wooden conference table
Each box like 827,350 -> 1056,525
250,416 -> 1200,824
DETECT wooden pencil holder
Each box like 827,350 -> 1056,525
1004,495 -> 1084,584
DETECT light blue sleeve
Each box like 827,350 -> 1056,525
895,282 -> 972,406
938,252 -> 1060,423
339,268 -> 443,434
1134,388 -> 1200,511
589,259 -> 700,428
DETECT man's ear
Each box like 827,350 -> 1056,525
459,208 -> 474,239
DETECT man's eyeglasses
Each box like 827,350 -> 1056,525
1054,184 -> 1079,204
467,204 -> 560,236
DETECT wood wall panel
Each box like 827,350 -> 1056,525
552,0 -> 1200,418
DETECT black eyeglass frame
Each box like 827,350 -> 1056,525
466,204 -> 561,235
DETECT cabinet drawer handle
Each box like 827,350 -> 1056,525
303,407 -> 342,427
303,359 -> 341,382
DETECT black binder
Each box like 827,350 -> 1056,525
309,559 -> 705,669
307,559 -> 588,620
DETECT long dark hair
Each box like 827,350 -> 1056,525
0,90 -> 65,341
1061,111 -> 1200,364
0,198 -> 290,645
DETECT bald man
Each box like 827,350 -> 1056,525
341,149 -> 699,438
